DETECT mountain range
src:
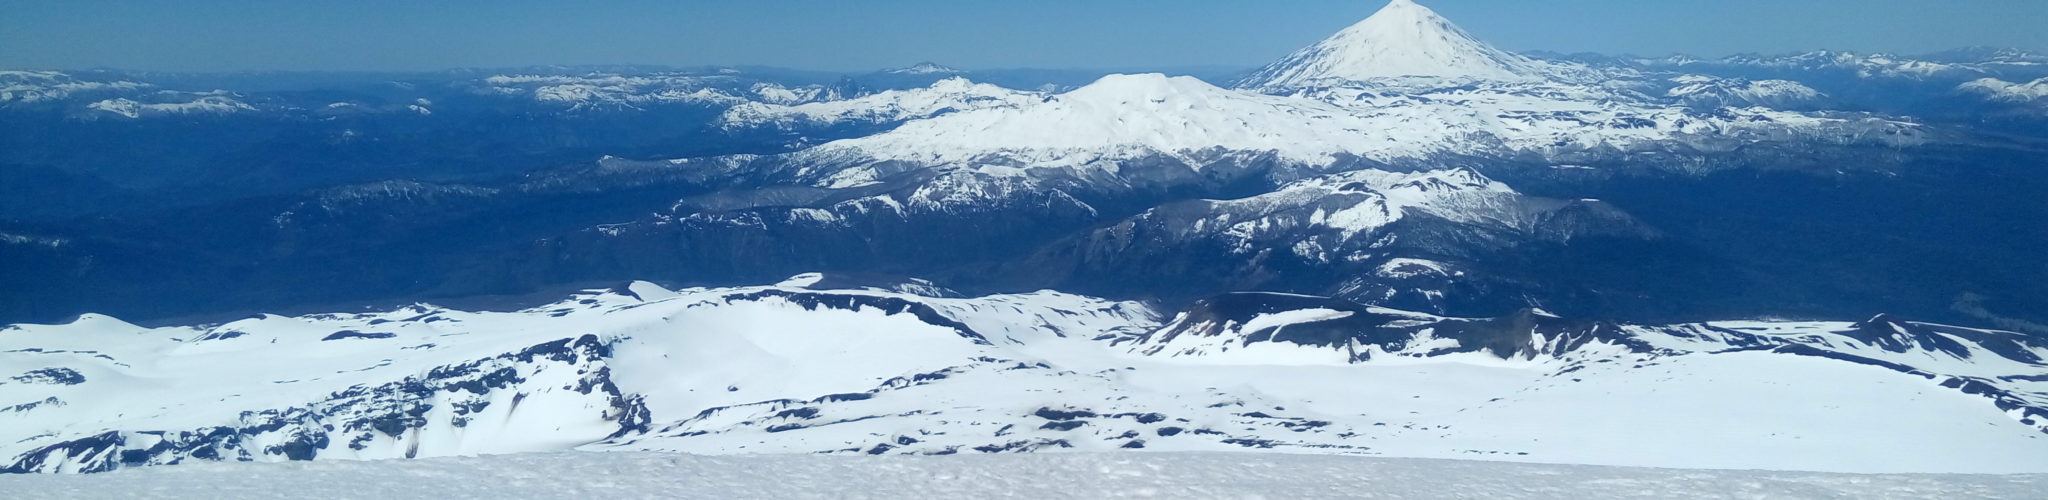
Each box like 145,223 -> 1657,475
4,0 -> 2047,475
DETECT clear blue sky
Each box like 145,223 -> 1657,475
3,0 -> 2045,72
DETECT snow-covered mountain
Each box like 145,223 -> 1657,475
1961,77 -> 2048,103
0,71 -> 150,104
734,74 -> 1913,201
718,77 -> 1042,131
1015,167 -> 1651,313
83,92 -> 258,119
883,62 -> 964,75
5,277 -> 2046,474
691,0 -> 1917,201
474,72 -> 838,111
500,0 -> 1945,331
0,71 -> 259,119
6,0 -> 2048,480
1235,0 -> 1553,88
1716,51 -> 1976,79
5,0 -> 2026,329
1664,75 -> 1827,109
1641,48 -> 2048,85
792,73 -> 1416,172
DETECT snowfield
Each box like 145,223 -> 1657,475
5,278 -> 2047,475
0,451 -> 2039,499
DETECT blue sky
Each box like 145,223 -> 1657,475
3,0 -> 2045,72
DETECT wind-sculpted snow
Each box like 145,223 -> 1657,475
9,452 -> 2044,500
6,278 -> 2048,474
0,317 -> 648,473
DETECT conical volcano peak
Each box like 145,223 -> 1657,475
1237,0 -> 1542,89
1383,0 -> 1424,12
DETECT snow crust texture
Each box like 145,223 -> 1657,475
2,451 -> 2042,500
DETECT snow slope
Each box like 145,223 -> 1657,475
2,451 -> 2041,500
6,278 -> 2047,474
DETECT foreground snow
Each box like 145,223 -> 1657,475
6,277 -> 2048,475
0,451 -> 2038,499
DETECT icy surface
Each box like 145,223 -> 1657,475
0,451 -> 2040,500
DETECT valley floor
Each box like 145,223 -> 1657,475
0,451 -> 2038,499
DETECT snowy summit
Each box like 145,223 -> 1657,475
1238,0 -> 1546,88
